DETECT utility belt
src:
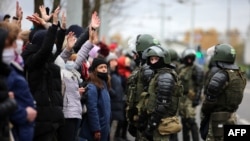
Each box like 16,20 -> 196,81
210,112 -> 236,137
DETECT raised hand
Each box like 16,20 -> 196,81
61,11 -> 66,30
66,32 -> 76,50
16,1 -> 23,20
39,5 -> 53,22
90,11 -> 100,29
26,13 -> 45,25
52,6 -> 60,25
26,14 -> 41,25
32,14 -> 46,26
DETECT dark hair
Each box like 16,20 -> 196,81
3,14 -> 10,20
88,71 -> 111,90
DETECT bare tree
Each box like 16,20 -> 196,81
34,0 -> 44,15
81,0 -> 124,28
82,0 -> 91,27
52,0 -> 61,11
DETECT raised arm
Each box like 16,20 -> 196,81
73,11 -> 100,53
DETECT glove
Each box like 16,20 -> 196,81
192,98 -> 200,107
143,114 -> 159,141
143,127 -> 153,141
127,108 -> 138,123
137,113 -> 148,132
192,91 -> 201,107
128,124 -> 137,137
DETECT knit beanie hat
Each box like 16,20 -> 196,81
89,57 -> 107,72
106,52 -> 118,62
98,41 -> 110,57
66,24 -> 84,38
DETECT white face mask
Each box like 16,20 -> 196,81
52,44 -> 57,54
16,39 -> 24,55
2,47 -> 15,65
65,60 -> 75,70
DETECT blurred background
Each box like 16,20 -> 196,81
1,0 -> 250,77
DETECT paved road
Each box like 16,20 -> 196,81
127,80 -> 250,141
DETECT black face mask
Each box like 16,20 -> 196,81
97,72 -> 108,82
134,57 -> 140,66
149,58 -> 165,69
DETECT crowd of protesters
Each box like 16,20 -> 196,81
0,1 -> 247,141
0,1 -> 133,141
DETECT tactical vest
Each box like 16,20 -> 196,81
126,66 -> 144,110
137,68 -> 183,117
212,69 -> 247,112
178,65 -> 197,95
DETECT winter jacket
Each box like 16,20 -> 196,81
6,62 -> 36,141
21,24 -> 64,136
79,82 -> 111,141
110,70 -> 125,121
0,64 -> 17,141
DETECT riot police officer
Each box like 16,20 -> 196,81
201,44 -> 247,141
178,48 -> 204,141
137,46 -> 183,141
126,34 -> 160,140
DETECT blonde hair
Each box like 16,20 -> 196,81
69,53 -> 77,61
18,30 -> 31,45
0,22 -> 21,46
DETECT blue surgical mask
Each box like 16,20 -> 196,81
16,39 -> 24,55
2,47 -> 15,65
52,44 -> 57,54
65,61 -> 75,70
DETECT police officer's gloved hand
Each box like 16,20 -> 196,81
192,93 -> 201,107
137,112 -> 148,132
143,114 -> 160,141
128,124 -> 137,137
127,108 -> 138,123
143,128 -> 153,141
192,99 -> 200,107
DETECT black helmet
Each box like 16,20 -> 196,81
145,45 -> 171,65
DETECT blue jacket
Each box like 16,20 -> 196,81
7,63 -> 35,126
6,62 -> 35,141
80,82 -> 111,141
110,70 -> 125,121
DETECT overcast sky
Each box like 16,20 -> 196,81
1,0 -> 250,41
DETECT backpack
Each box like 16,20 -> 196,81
215,68 -> 247,111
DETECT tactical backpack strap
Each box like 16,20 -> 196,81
238,67 -> 247,86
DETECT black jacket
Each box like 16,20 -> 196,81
22,25 -> 64,124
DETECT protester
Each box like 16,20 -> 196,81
79,57 -> 111,141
